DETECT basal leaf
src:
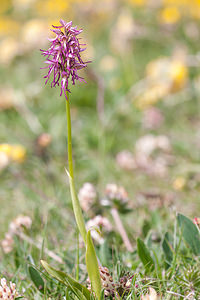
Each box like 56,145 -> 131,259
137,238 -> 155,272
162,232 -> 173,265
28,266 -> 45,294
41,260 -> 91,300
86,230 -> 102,300
177,213 -> 200,256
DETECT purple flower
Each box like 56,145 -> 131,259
41,20 -> 89,99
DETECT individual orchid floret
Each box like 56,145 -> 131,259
41,20 -> 89,99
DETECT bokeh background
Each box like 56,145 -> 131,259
1,0 -> 200,288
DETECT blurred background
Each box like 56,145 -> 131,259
1,0 -> 200,260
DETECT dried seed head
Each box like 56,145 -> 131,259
87,266 -> 116,298
115,273 -> 134,297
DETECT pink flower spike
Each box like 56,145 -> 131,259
41,20 -> 89,99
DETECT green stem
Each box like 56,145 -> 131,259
76,231 -> 79,281
65,98 -> 87,243
65,95 -> 102,299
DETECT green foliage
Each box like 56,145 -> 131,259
28,266 -> 45,294
1,0 -> 200,299
41,260 -> 92,300
137,238 -> 155,273
162,232 -> 173,266
86,230 -> 102,300
177,213 -> 200,256
98,241 -> 111,267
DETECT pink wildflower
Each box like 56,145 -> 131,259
41,20 -> 89,99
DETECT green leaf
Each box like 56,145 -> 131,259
162,232 -> 173,265
28,266 -> 45,294
65,287 -> 71,300
86,230 -> 102,300
100,289 -> 105,300
27,255 -> 35,266
137,238 -> 155,272
41,260 -> 91,300
177,213 -> 200,256
99,241 -> 111,267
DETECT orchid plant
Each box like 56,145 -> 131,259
40,20 -> 102,299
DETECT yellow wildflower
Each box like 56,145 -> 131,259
10,145 -> 26,163
146,57 -> 188,92
0,144 -> 26,163
35,0 -> 70,17
0,0 -> 12,14
74,0 -> 92,2
173,177 -> 186,190
163,0 -> 188,6
135,57 -> 188,109
169,60 -> 188,92
0,17 -> 20,37
135,84 -> 169,109
0,144 -> 12,156
159,6 -> 181,24
127,0 -> 146,6
162,0 -> 200,19
190,2 -> 200,19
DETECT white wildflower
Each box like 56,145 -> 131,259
142,107 -> 164,129
1,233 -> 14,254
116,150 -> 136,170
0,277 -> 19,299
105,183 -> 128,203
9,215 -> 32,234
86,215 -> 112,244
1,215 -> 32,254
78,183 -> 97,212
